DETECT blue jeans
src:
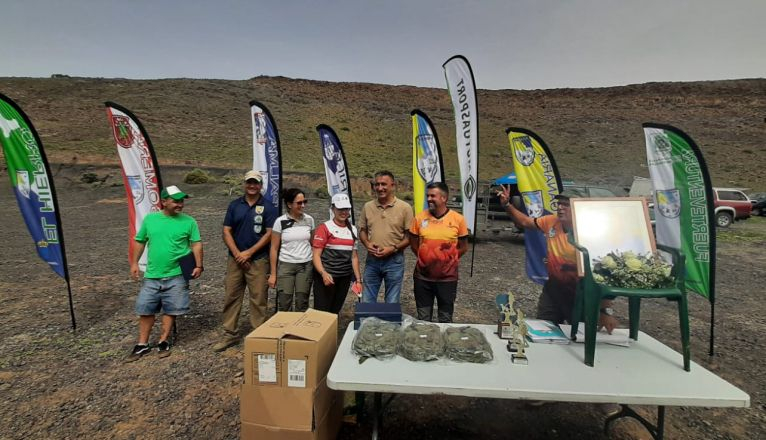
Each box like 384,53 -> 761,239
135,275 -> 190,316
362,251 -> 404,303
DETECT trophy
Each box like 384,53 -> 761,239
512,309 -> 529,365
498,303 -> 515,339
497,292 -> 517,340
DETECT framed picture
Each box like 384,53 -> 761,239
570,198 -> 656,276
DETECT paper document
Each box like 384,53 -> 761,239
559,324 -> 631,347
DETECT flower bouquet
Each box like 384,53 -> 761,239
591,250 -> 674,289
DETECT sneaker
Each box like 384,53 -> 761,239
157,340 -> 171,358
125,344 -> 151,363
212,337 -> 239,352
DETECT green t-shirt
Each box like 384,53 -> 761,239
135,212 -> 201,279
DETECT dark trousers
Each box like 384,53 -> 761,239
313,273 -> 352,314
536,279 -> 577,324
413,277 -> 458,323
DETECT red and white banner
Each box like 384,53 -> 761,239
105,102 -> 163,271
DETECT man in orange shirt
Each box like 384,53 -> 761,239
409,182 -> 469,322
498,188 -> 618,332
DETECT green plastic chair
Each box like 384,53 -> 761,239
569,242 -> 691,371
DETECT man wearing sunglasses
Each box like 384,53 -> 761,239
214,170 -> 277,352
498,187 -> 618,333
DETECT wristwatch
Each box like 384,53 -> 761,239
600,307 -> 615,316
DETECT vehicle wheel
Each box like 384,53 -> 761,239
716,212 -> 733,228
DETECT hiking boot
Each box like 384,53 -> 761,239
213,337 -> 239,352
157,340 -> 171,358
125,344 -> 151,363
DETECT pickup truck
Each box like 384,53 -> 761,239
713,188 -> 751,227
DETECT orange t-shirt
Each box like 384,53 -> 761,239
535,215 -> 578,286
409,209 -> 469,282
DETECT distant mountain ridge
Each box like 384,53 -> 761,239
1,76 -> 763,190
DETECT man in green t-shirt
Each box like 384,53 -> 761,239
125,185 -> 204,362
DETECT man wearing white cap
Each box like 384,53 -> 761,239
126,185 -> 203,362
214,170 -> 278,351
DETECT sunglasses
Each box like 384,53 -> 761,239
293,200 -> 308,206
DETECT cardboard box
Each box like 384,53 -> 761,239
240,377 -> 342,440
244,309 -> 338,387
241,393 -> 341,440
240,377 -> 339,428
354,302 -> 402,329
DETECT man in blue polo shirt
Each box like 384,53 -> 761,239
213,170 -> 277,352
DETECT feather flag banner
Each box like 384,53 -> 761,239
507,128 -> 563,285
411,109 -> 445,213
1,93 -> 76,328
250,100 -> 283,215
443,55 -> 479,235
105,102 -> 163,271
316,124 -> 354,223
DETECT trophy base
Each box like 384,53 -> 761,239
512,354 -> 529,365
497,322 -> 514,339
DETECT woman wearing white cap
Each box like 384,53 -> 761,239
311,193 -> 362,314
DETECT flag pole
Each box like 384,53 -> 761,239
709,303 -> 715,356
65,278 -> 77,330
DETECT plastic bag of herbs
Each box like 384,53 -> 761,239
398,320 -> 444,362
444,326 -> 493,363
591,250 -> 674,289
352,317 -> 402,362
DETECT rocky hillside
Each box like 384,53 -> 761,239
0,76 -> 764,190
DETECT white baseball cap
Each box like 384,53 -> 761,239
331,193 -> 352,209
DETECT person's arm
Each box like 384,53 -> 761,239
222,225 -> 241,259
390,208 -> 414,256
498,184 -> 536,230
130,241 -> 146,280
357,210 -> 376,253
376,234 -> 410,258
351,249 -> 362,282
457,236 -> 468,258
190,241 -> 204,279
312,247 -> 334,286
237,229 -> 272,264
312,225 -> 334,286
268,231 -> 281,288
408,231 -> 420,256
598,299 -> 618,334
359,228 -> 377,254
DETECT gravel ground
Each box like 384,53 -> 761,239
0,165 -> 763,440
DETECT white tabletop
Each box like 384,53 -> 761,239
327,324 -> 749,408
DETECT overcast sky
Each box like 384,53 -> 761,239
1,0 -> 764,90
